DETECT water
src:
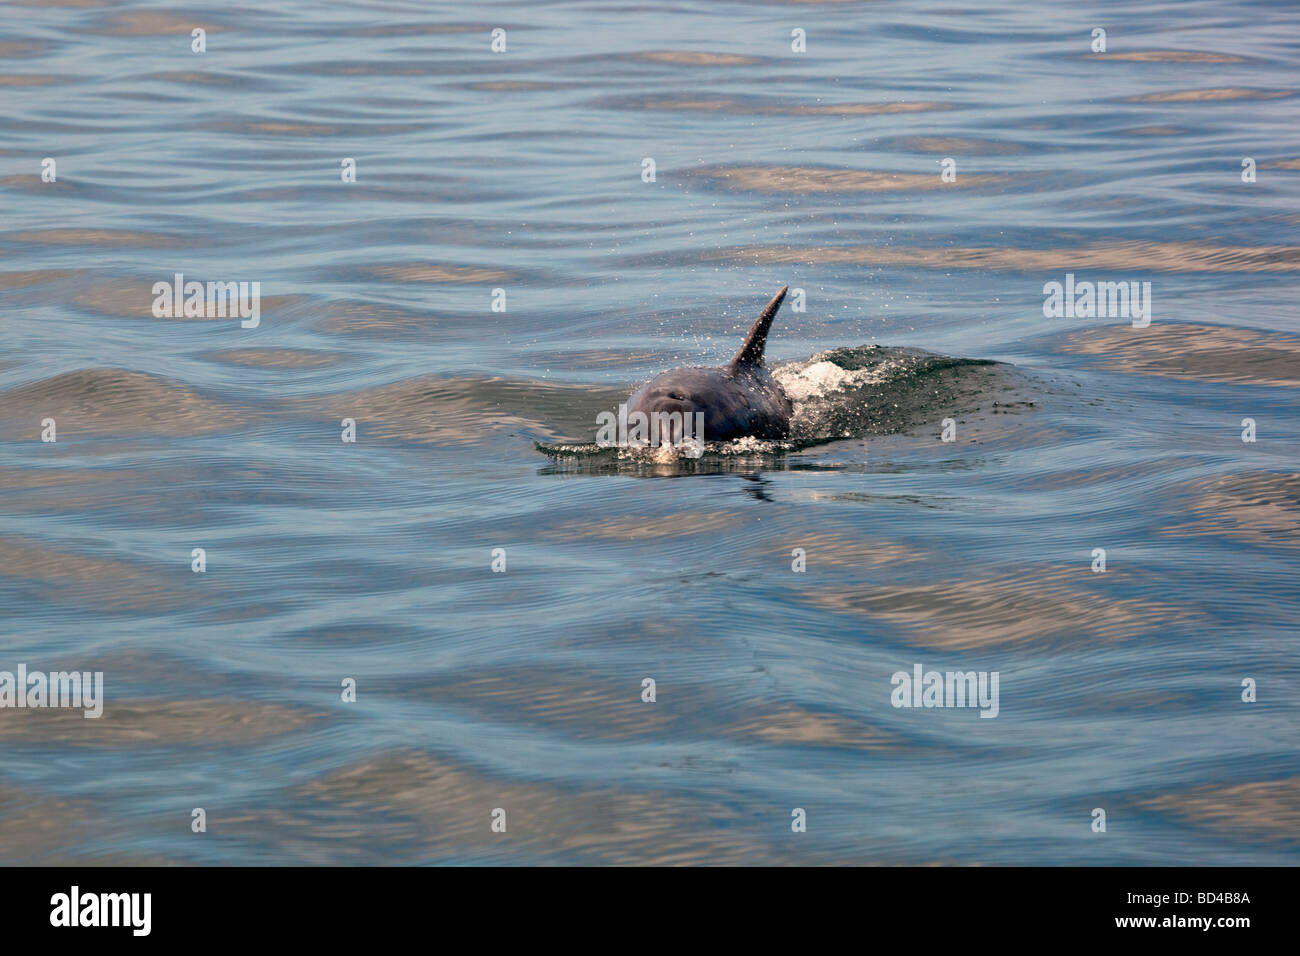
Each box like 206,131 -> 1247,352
1,0 -> 1298,865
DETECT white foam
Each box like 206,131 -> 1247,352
776,359 -> 884,402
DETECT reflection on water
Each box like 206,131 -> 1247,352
702,241 -> 1300,272
688,164 -> 1008,192
1140,779 -> 1300,848
1,0 -> 1299,865
1065,323 -> 1300,387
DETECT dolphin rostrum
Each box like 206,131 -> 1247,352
625,286 -> 793,444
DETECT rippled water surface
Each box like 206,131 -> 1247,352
2,0 -> 1299,865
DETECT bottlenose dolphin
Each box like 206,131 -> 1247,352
626,286 -> 793,443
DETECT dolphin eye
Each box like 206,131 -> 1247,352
667,391 -> 686,401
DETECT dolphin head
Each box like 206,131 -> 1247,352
628,366 -> 732,441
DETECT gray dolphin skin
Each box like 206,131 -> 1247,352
626,286 -> 794,443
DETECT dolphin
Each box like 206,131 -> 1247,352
626,286 -> 793,444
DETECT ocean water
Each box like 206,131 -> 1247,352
1,0 -> 1298,865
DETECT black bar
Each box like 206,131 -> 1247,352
1,866 -> 1281,941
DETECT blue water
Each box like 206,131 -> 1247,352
1,0 -> 1298,864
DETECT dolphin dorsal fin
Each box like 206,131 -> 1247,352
729,285 -> 788,373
